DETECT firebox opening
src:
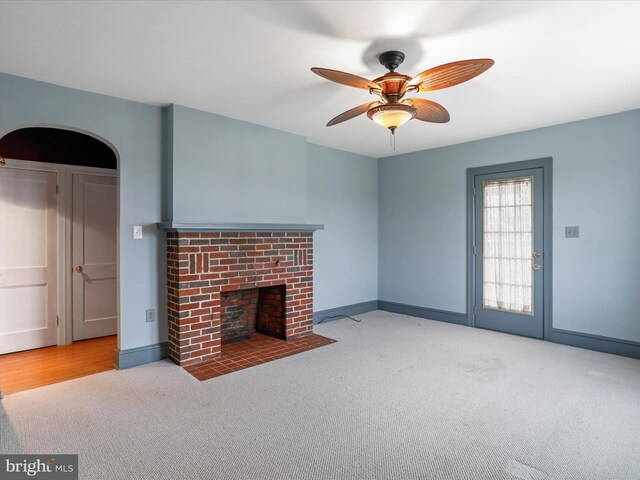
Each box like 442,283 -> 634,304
220,285 -> 286,344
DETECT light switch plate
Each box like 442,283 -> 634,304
133,225 -> 143,240
565,226 -> 580,238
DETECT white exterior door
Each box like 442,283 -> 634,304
0,167 -> 58,354
72,174 -> 117,341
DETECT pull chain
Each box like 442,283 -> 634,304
389,127 -> 396,150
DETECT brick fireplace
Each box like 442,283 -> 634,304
161,223 -> 323,366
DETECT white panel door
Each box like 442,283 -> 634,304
72,174 -> 117,341
0,167 -> 58,354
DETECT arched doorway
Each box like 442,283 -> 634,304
0,127 -> 118,395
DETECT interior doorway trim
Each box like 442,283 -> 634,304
466,157 -> 553,340
0,157 -> 116,347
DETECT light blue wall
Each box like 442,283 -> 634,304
166,108 -> 379,312
169,105 -> 307,223
5,69 -> 636,356
379,110 -> 640,343
306,144 -> 378,311
0,72 -> 165,351
0,72 -> 378,358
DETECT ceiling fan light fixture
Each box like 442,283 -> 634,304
311,51 -> 493,144
367,103 -> 417,130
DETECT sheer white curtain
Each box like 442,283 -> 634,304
482,176 -> 533,315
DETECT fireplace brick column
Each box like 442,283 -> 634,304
166,231 -> 314,366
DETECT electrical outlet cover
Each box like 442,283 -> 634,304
565,226 -> 580,238
145,309 -> 155,322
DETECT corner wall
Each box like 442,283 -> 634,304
306,144 -> 378,314
378,109 -> 640,344
165,109 -> 379,322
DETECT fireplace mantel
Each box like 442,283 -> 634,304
158,222 -> 324,233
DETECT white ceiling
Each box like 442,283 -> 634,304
1,1 -> 640,158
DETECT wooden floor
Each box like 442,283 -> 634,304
0,336 -> 117,396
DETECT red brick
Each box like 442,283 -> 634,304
189,321 -> 211,330
176,288 -> 201,297
166,230 -> 315,365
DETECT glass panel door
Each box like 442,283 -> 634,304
474,168 -> 544,339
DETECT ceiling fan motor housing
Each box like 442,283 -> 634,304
372,72 -> 412,103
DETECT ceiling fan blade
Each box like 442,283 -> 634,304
407,98 -> 450,123
327,102 -> 377,126
311,67 -> 379,91
405,59 -> 494,92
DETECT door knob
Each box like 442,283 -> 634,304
532,263 -> 541,270
532,251 -> 542,258
75,265 -> 83,273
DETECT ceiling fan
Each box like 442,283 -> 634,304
311,51 -> 494,140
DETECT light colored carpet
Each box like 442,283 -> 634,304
1,311 -> 639,480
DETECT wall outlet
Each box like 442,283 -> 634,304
565,226 -> 580,238
133,225 -> 143,240
145,308 -> 155,323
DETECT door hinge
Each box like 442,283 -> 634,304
56,315 -> 60,327
473,246 -> 477,256
473,305 -> 477,314
55,185 -> 59,195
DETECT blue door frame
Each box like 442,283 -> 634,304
467,158 -> 553,340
